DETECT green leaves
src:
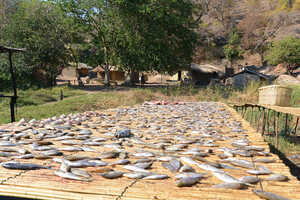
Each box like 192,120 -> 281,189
266,36 -> 300,66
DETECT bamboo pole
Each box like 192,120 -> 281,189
242,106 -> 247,118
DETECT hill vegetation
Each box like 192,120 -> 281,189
0,0 -> 300,89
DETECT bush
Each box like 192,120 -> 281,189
266,36 -> 300,66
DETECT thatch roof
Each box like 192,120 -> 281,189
190,63 -> 225,77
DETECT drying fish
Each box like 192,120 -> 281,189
174,172 -> 206,180
134,162 -> 153,169
110,159 -> 130,166
100,171 -> 124,179
247,165 -> 272,175
54,170 -> 92,182
176,177 -> 199,187
212,172 -> 241,183
123,172 -> 149,179
99,151 -> 119,159
143,174 -> 169,180
123,165 -> 150,173
239,176 -> 260,184
2,162 -> 50,170
252,189 -> 291,200
212,183 -> 247,189
255,158 -> 276,163
179,165 -> 195,172
265,174 -> 289,182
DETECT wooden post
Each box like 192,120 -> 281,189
294,117 -> 299,135
250,106 -> 254,125
266,109 -> 270,135
257,107 -> 261,132
261,108 -> 266,136
242,106 -> 247,118
8,51 -> 17,122
285,113 -> 289,135
276,112 -> 280,148
273,110 -> 276,135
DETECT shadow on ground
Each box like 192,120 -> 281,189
268,143 -> 300,181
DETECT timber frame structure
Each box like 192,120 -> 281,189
233,103 -> 300,148
0,45 -> 25,122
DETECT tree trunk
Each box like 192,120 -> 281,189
288,0 -> 293,8
130,70 -> 137,85
177,71 -> 182,81
104,64 -> 110,87
259,53 -> 267,66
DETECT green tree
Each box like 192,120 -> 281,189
55,0 -> 198,85
223,30 -> 243,68
266,36 -> 300,73
3,0 -> 79,86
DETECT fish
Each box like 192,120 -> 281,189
179,165 -> 195,172
264,174 -> 289,182
110,159 -> 130,166
2,162 -> 51,170
223,158 -> 254,169
123,172 -> 149,179
100,171 -> 124,179
212,183 -> 247,189
161,158 -> 182,173
174,172 -> 206,180
247,165 -> 272,175
143,174 -> 169,180
255,158 -> 276,163
212,172 -> 241,183
239,176 -> 260,184
122,165 -> 150,173
134,162 -> 153,169
252,189 -> 291,200
176,177 -> 199,187
133,152 -> 155,158
59,146 -> 83,152
99,151 -> 119,159
54,170 -> 92,182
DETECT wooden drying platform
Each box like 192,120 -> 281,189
0,103 -> 299,200
233,103 -> 300,148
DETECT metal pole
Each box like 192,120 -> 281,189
8,51 -> 17,122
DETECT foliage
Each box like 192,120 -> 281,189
223,30 -> 243,64
266,36 -> 300,66
3,0 -> 81,86
0,54 -> 36,91
113,0 -> 198,74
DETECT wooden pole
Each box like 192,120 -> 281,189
242,106 -> 247,118
257,107 -> 261,132
276,112 -> 280,148
294,117 -> 299,135
261,108 -> 266,136
266,109 -> 270,135
250,106 -> 254,125
8,51 -> 17,122
273,110 -> 276,135
285,114 -> 289,135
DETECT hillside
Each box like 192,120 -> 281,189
194,0 -> 300,69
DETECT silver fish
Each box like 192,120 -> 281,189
179,165 -> 195,172
265,174 -> 289,182
212,172 -> 240,183
252,189 -> 291,200
2,162 -> 50,170
100,171 -> 123,179
54,170 -> 91,182
174,172 -> 206,180
123,165 -> 150,173
123,172 -> 149,179
176,177 -> 199,187
239,176 -> 260,184
143,174 -> 169,180
212,182 -> 247,189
